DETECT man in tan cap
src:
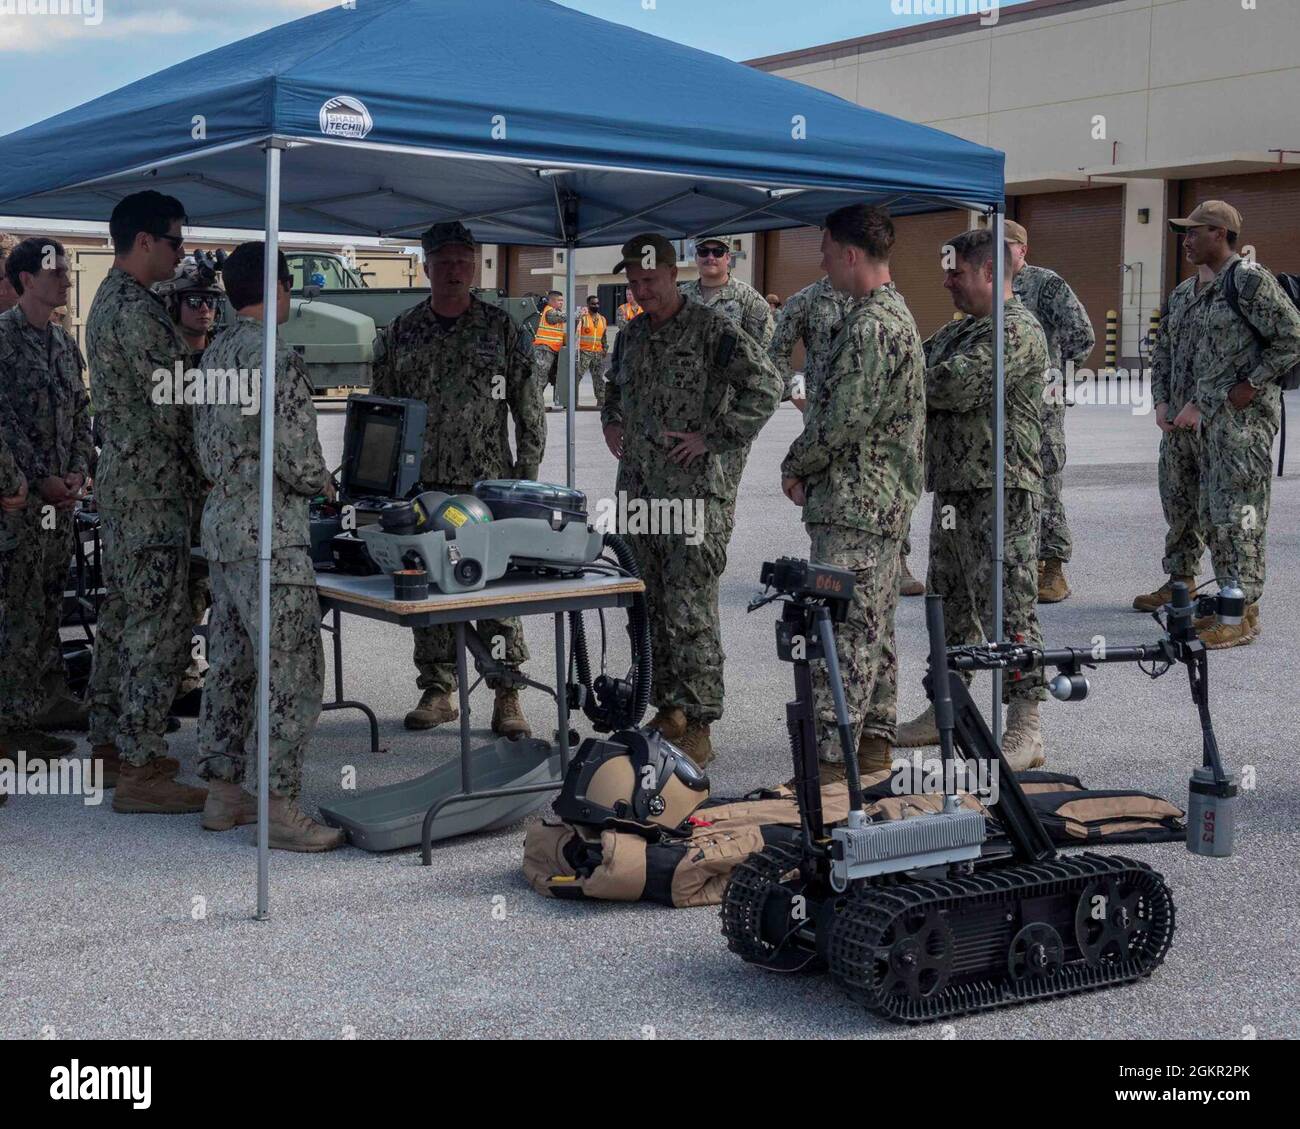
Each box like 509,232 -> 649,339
1003,219 -> 1094,605
1134,201 -> 1300,647
602,232 -> 781,767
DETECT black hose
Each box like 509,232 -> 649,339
602,532 -> 652,727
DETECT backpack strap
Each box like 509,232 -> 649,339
1222,263 -> 1268,348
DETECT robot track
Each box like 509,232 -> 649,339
722,848 -> 1175,1022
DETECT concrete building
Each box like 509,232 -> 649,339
745,0 -> 1300,366
496,0 -> 1298,369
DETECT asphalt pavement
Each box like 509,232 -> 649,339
2,389 -> 1297,1039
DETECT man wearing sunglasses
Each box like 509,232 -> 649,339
679,236 -> 776,542
84,190 -> 209,813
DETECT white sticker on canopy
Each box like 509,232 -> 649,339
319,96 -> 374,140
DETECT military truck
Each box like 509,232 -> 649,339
281,251 -> 553,395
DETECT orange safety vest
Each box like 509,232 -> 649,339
578,311 -> 607,352
618,301 -> 643,323
532,304 -> 566,351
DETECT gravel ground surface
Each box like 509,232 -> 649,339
2,389 -> 1297,1040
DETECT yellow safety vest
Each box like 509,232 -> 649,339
532,305 -> 566,351
578,311 -> 607,352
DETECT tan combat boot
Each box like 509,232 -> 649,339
1001,700 -> 1045,772
0,728 -> 76,757
201,779 -> 259,832
112,759 -> 207,814
404,689 -> 459,731
858,734 -> 895,775
1198,603 -> 1258,650
899,556 -> 925,597
33,694 -> 90,732
1132,575 -> 1195,613
268,793 -> 345,852
646,706 -> 687,743
1037,559 -> 1072,603
678,721 -> 714,768
89,743 -> 176,789
491,688 -> 532,740
894,705 -> 939,748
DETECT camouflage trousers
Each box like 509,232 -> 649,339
1039,402 -> 1072,562
625,494 -> 729,724
928,488 -> 1045,702
198,555 -> 323,800
577,350 -> 607,408
0,505 -> 72,732
87,498 -> 196,763
808,524 -> 902,761
533,345 -> 559,387
412,616 -> 529,695
1199,395 -> 1279,605
1158,425 -> 1205,579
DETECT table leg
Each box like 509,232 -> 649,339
319,603 -> 381,753
455,620 -> 472,792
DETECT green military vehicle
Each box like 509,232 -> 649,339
281,252 -> 551,395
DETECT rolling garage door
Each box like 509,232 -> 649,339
761,210 -> 966,367
504,245 -> 552,296
1175,170 -> 1300,285
1011,187 -> 1122,370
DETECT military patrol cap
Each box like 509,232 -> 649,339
1168,200 -> 1242,235
1003,221 -> 1028,245
614,232 -> 678,273
695,234 -> 730,252
421,221 -> 478,254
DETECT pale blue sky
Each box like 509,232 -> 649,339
0,0 -> 1032,134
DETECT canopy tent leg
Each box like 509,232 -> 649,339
565,241 -> 577,488
255,141 -> 286,919
992,209 -> 1006,746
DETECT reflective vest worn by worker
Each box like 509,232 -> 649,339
617,300 -> 643,326
578,310 -> 607,353
532,304 -> 566,351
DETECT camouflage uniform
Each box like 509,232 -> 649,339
1187,257 -> 1300,605
531,305 -> 565,387
769,275 -> 848,403
781,284 -> 925,760
1013,264 -> 1093,563
0,305 -> 93,735
193,318 -> 327,798
371,296 -> 545,693
576,310 -> 609,409
85,269 -> 205,765
602,300 -> 780,723
680,276 -> 777,537
1151,276 -> 1207,578
615,301 -> 642,330
923,298 -> 1048,702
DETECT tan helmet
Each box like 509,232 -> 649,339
155,251 -> 226,319
554,728 -> 709,838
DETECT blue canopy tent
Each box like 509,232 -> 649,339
0,0 -> 1010,914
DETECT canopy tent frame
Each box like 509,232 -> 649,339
0,0 -> 1013,918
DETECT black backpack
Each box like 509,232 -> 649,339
1222,264 -> 1299,476
1222,264 -> 1300,391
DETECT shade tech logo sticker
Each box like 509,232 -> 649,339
319,96 -> 373,140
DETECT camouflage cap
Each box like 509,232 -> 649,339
421,220 -> 478,254
694,234 -> 730,251
1003,220 -> 1028,245
1168,200 -> 1242,235
614,232 -> 678,273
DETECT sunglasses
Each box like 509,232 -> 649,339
183,294 -> 219,310
696,245 -> 729,258
156,234 -> 185,251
